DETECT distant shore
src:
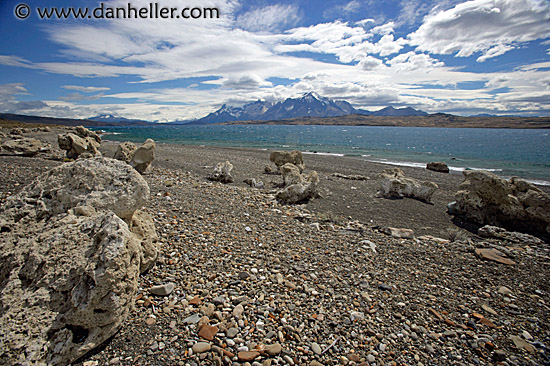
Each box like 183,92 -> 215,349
218,113 -> 550,129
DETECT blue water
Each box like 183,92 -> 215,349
94,125 -> 550,184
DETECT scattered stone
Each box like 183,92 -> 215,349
481,304 -> 498,316
264,343 -> 282,356
378,283 -> 392,291
478,225 -> 544,245
331,172 -> 370,181
426,161 -> 449,173
510,335 -> 535,353
233,304 -> 244,318
244,178 -> 265,189
276,163 -> 320,204
381,227 -> 415,239
0,137 -> 49,157
238,351 -> 260,362
492,349 -> 507,362
311,342 -> 322,355
192,342 -> 211,354
149,283 -> 175,296
198,324 -> 219,341
475,248 -> 517,265
130,139 -> 155,174
208,161 -> 234,183
183,313 -> 201,324
418,235 -> 450,244
58,126 -> 101,159
378,168 -> 438,203
270,150 -> 305,172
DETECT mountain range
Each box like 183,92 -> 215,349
185,92 -> 427,124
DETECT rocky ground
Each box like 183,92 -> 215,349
1,127 -> 549,366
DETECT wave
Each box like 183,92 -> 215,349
303,151 -> 345,157
365,158 -> 503,173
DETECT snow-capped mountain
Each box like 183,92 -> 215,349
89,114 -> 150,124
189,93 -> 427,124
191,92 -> 359,124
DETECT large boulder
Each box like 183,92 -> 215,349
58,126 -> 101,159
130,139 -> 155,174
5,157 -> 149,222
0,211 -> 140,366
448,170 -> 550,240
0,136 -> 49,157
270,150 -> 305,172
0,157 -> 157,365
113,141 -> 137,163
208,161 -> 234,183
427,161 -> 449,173
378,168 -> 438,203
276,163 -> 320,204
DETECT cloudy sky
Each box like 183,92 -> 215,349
0,0 -> 549,121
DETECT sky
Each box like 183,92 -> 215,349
0,0 -> 549,122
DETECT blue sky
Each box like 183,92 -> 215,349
0,0 -> 549,121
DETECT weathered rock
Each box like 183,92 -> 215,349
3,157 -> 149,222
130,139 -> 155,174
0,137 -> 49,156
427,161 -> 449,173
381,227 -> 415,239
198,324 -> 219,341
243,178 -> 265,189
331,172 -> 370,181
478,225 -> 544,245
270,150 -> 305,172
0,211 -> 141,366
238,351 -> 260,362
150,283 -> 175,296
448,171 -> 550,240
192,342 -> 211,354
0,156 -> 153,365
276,164 -> 320,204
378,168 -> 438,203
130,210 -> 159,273
113,141 -> 137,163
280,163 -> 303,186
58,126 -> 101,159
264,164 -> 278,174
208,161 -> 234,183
475,248 -> 517,265
264,343 -> 282,356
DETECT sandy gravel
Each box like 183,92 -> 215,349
1,127 -> 549,366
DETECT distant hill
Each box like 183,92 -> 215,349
219,113 -> 550,129
0,113 -> 153,127
188,92 -> 427,124
369,106 -> 427,117
89,114 -> 152,125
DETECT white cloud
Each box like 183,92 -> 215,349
357,55 -> 384,70
58,92 -> 105,102
408,0 -> 550,61
1,0 -> 549,118
387,51 -> 444,71
236,4 -> 301,32
222,75 -> 272,89
62,85 -> 110,93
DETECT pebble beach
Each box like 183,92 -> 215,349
1,127 -> 549,366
